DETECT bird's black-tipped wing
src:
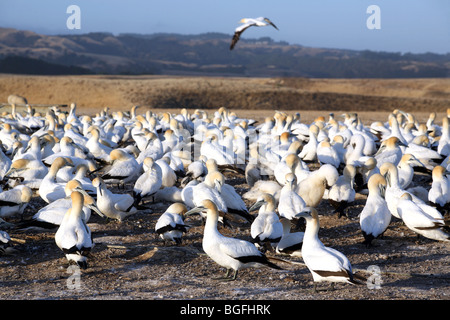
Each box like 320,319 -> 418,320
230,23 -> 255,50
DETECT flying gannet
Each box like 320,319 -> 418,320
230,17 -> 278,50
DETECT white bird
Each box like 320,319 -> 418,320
92,177 -> 137,221
185,200 -> 283,281
275,218 -> 304,257
55,191 -> 94,269
437,116 -> 450,156
39,157 -> 74,203
397,193 -> 450,242
297,207 -> 365,292
379,162 -> 425,219
249,193 -> 283,249
0,185 -> 33,219
155,203 -> 189,245
191,171 -> 228,217
133,157 -> 163,206
328,165 -> 357,218
101,149 -> 140,186
230,17 -> 278,50
428,165 -> 450,213
216,176 -> 254,223
397,153 -> 425,189
181,155 -> 208,186
15,180 -> 102,231
5,157 -> 48,190
317,138 -> 341,168
156,157 -> 177,188
375,136 -> 406,168
296,164 -> 339,208
85,127 -> 113,162
277,173 -> 306,220
299,124 -> 319,163
359,174 -> 391,247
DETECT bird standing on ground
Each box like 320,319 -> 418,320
297,207 -> 365,292
249,193 -> 283,249
133,157 -> 163,207
359,174 -> 391,247
230,17 -> 278,50
55,191 -> 94,269
185,200 -> 283,281
92,177 -> 137,221
328,165 -> 357,218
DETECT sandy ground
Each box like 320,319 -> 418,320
0,75 -> 448,303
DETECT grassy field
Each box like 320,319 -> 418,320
0,74 -> 449,124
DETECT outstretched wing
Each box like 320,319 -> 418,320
230,23 -> 255,50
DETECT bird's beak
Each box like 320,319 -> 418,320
249,200 -> 264,212
185,206 -> 205,217
384,172 -> 391,187
374,145 -> 384,156
87,203 -> 105,218
294,207 -> 312,218
379,184 -> 386,198
215,182 -> 222,193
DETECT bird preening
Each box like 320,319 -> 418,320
230,17 -> 279,50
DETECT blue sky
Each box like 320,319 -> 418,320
1,0 -> 449,54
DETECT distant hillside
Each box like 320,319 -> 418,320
0,55 -> 93,75
0,27 -> 449,78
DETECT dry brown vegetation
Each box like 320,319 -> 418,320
0,75 -> 449,119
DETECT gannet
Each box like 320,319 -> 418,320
5,156 -> 48,190
437,117 -> 450,156
277,173 -> 307,220
428,165 -> 450,213
0,185 -> 33,219
15,180 -> 102,231
296,164 -> 339,208
317,139 -> 341,168
359,174 -> 391,247
379,162 -> 425,219
299,124 -> 319,163
375,136 -> 406,168
397,193 -> 450,242
55,191 -> 94,269
92,177 -> 137,221
39,157 -> 74,203
101,149 -> 140,186
328,165 -> 356,218
191,171 -> 228,217
186,200 -> 283,281
297,207 -> 365,291
397,154 -> 425,189
156,157 -> 177,188
133,157 -> 163,206
155,203 -> 189,245
230,17 -> 278,50
275,218 -> 304,257
249,193 -> 283,249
